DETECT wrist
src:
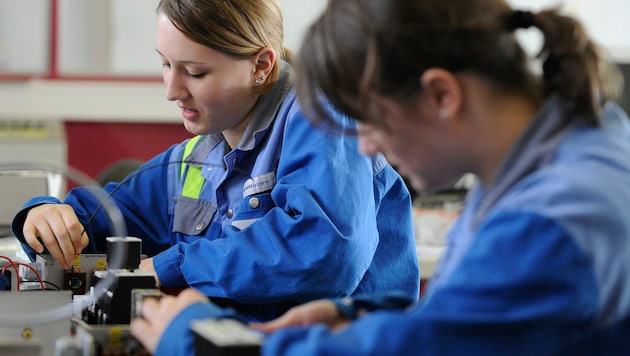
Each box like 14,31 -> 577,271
333,297 -> 358,320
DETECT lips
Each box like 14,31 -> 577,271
179,106 -> 200,120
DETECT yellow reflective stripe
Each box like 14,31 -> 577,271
182,166 -> 203,198
180,135 -> 202,178
181,135 -> 204,199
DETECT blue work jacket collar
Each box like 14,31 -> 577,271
470,94 -> 579,229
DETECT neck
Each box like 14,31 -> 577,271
461,76 -> 543,186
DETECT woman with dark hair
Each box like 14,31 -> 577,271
131,0 -> 630,354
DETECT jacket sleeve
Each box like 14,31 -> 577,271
262,212 -> 601,355
153,105 -> 394,303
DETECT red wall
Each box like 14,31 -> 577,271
64,121 -> 192,180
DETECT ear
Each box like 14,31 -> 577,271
419,68 -> 462,120
252,47 -> 276,80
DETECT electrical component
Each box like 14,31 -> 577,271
81,237 -> 158,325
37,254 -> 109,295
88,269 -> 156,325
64,268 -> 88,295
191,318 -> 263,356
1,256 -> 45,291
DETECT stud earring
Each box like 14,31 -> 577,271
438,108 -> 449,119
255,75 -> 266,84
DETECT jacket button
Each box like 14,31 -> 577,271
227,209 -> 234,218
195,222 -> 205,231
249,197 -> 260,208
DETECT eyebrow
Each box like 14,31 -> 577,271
155,48 -> 207,65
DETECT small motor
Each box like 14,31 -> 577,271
83,236 -> 158,325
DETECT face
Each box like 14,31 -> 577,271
156,13 -> 260,136
357,94 -> 463,193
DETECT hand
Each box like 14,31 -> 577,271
250,299 -> 350,333
22,204 -> 89,269
130,288 -> 209,354
139,257 -> 161,287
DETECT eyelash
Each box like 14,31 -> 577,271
161,63 -> 205,79
188,72 -> 206,79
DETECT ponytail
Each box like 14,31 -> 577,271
507,9 -> 623,125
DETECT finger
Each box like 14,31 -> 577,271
248,322 -> 272,333
142,296 -> 159,316
47,223 -> 78,268
129,318 -> 158,354
30,221 -> 69,268
59,207 -> 89,252
79,233 -> 89,252
28,209 -> 74,267
139,259 -> 160,288
330,319 -> 351,331
23,205 -> 56,256
22,223 -> 44,254
57,206 -> 88,254
250,312 -> 297,333
177,288 -> 208,304
129,317 -> 148,335
142,296 -> 171,323
41,208 -> 83,267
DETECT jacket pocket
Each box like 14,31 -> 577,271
231,192 -> 275,230
172,196 -> 217,235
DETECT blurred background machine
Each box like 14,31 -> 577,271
0,119 -> 65,236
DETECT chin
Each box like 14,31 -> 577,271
411,176 -> 453,195
183,122 -> 210,136
408,176 -> 429,194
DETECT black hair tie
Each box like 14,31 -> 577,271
542,55 -> 563,80
507,10 -> 535,31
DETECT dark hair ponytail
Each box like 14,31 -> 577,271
512,9 -> 624,125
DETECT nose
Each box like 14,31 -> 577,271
164,70 -> 188,101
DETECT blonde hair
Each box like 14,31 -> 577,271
157,0 -> 292,93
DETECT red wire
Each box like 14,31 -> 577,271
13,262 -> 46,291
0,256 -> 46,291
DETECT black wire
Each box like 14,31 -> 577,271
43,280 -> 62,290
20,281 -> 62,291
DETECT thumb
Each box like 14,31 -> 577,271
72,231 -> 89,255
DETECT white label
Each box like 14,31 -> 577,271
243,172 -> 276,197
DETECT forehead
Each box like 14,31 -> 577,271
155,13 -> 209,60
